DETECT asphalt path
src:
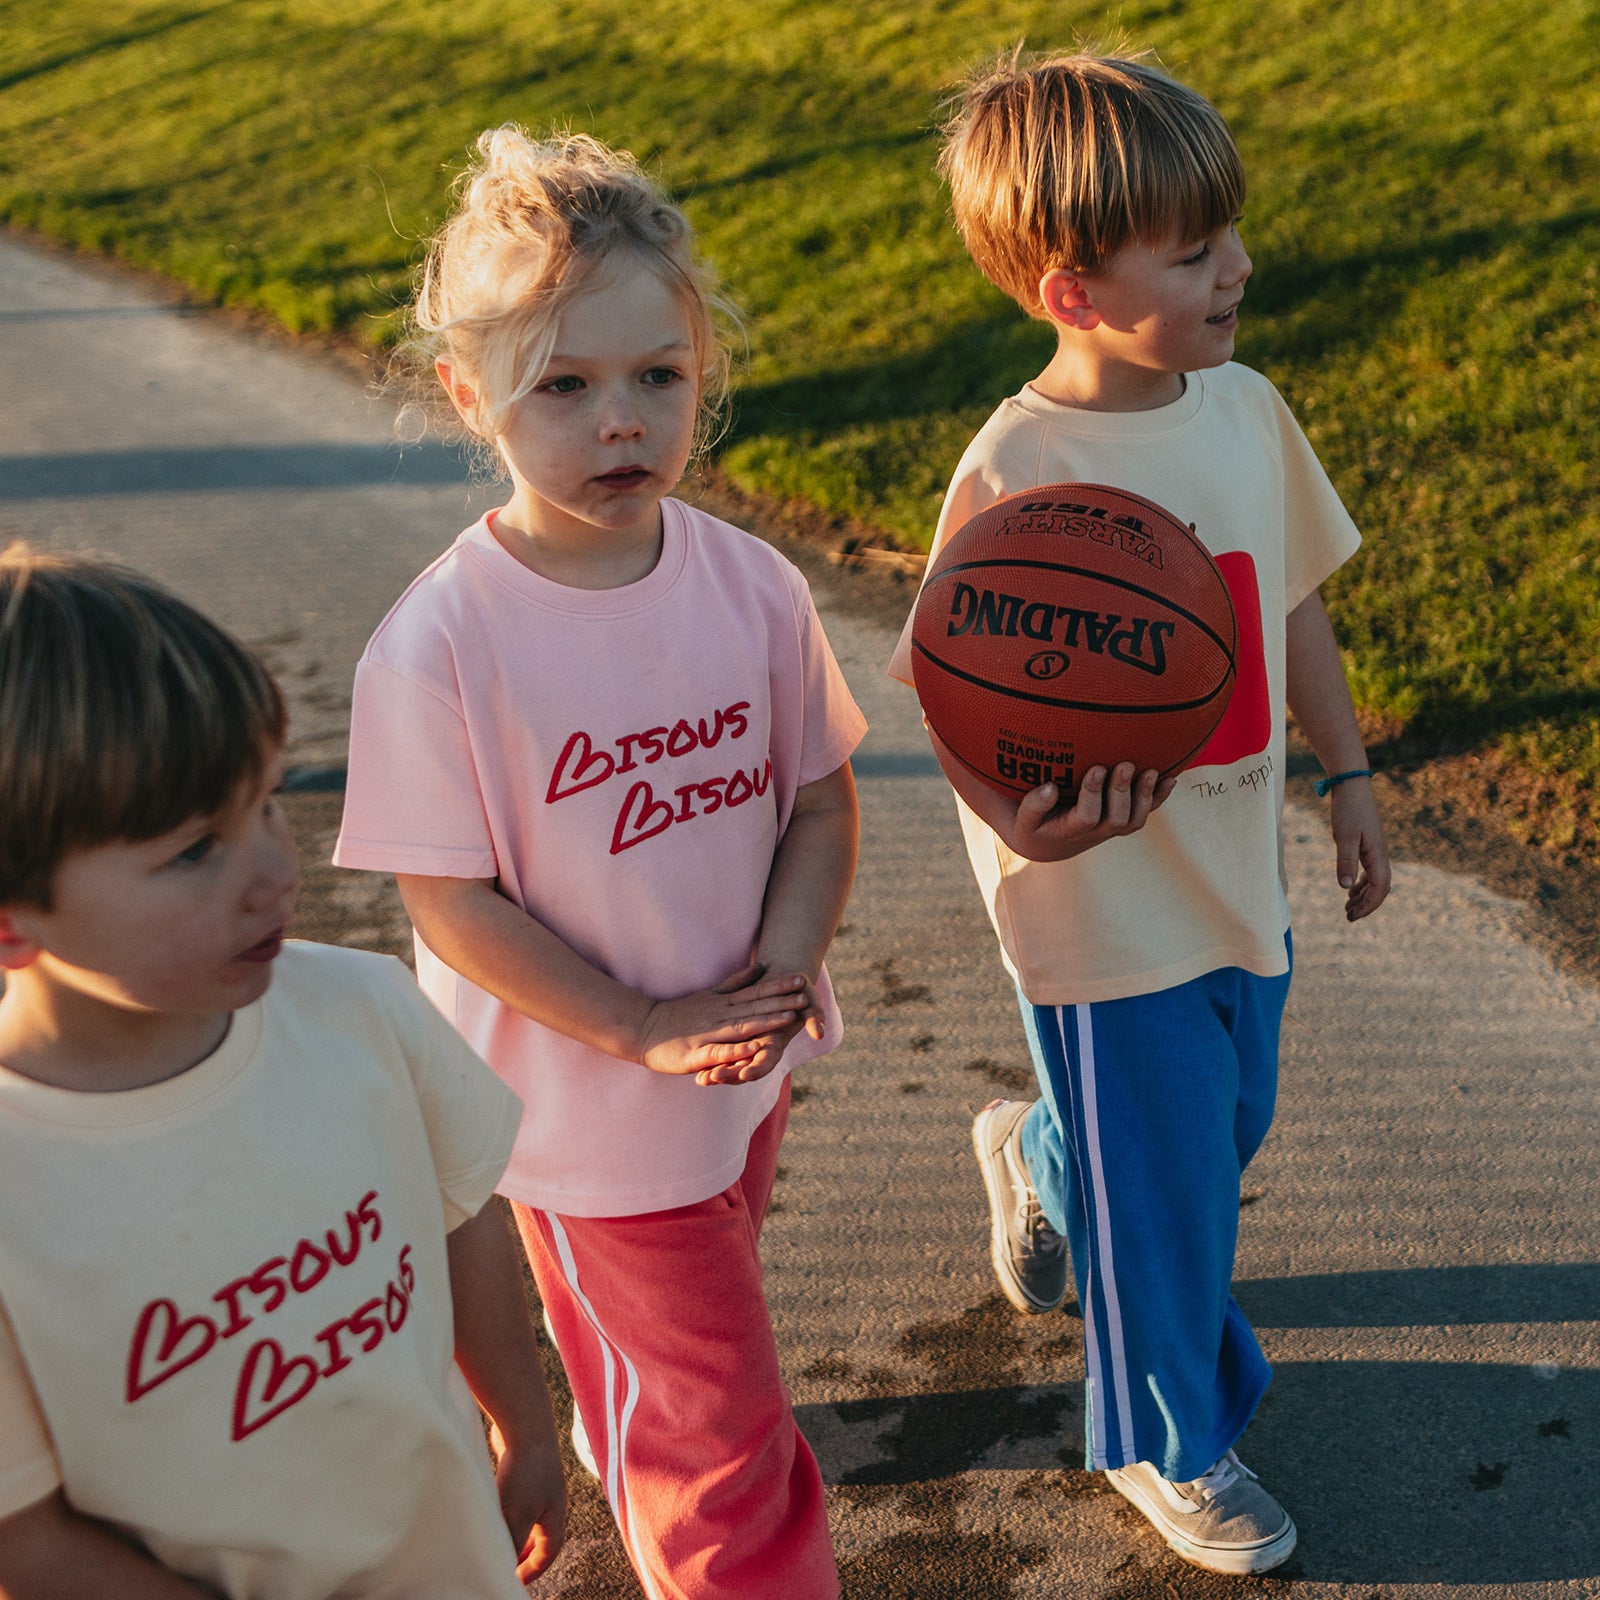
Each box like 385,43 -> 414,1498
3,230 -> 1597,1599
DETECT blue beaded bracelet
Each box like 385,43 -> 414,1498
1314,768 -> 1375,798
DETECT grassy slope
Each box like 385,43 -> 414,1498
3,0 -> 1598,835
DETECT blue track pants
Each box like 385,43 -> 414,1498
1017,938 -> 1291,1480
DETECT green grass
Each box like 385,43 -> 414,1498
4,0 -> 1599,824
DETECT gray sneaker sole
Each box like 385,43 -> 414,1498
1106,1465 -> 1298,1575
972,1100 -> 1064,1315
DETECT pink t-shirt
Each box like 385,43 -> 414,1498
336,499 -> 866,1216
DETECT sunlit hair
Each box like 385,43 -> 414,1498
400,126 -> 742,466
0,545 -> 286,907
940,50 -> 1247,317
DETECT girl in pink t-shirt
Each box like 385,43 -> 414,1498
335,127 -> 863,1600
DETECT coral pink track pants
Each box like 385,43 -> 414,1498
510,1084 -> 838,1600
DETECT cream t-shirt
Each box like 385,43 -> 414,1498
0,942 -> 527,1599
336,499 -> 867,1216
889,364 -> 1360,1004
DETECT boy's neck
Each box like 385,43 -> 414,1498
1031,345 -> 1188,413
0,976 -> 231,1093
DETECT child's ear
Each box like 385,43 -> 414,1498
1039,269 -> 1101,332
435,360 -> 482,428
0,909 -> 42,972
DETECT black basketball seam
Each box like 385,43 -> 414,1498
942,737 -> 1028,794
910,640 -> 1233,716
925,557 -> 1237,657
1160,664 -> 1240,776
929,698 -> 1231,795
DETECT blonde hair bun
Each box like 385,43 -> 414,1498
398,125 -> 739,465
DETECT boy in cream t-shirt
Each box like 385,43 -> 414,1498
891,54 -> 1391,1576
0,547 -> 565,1598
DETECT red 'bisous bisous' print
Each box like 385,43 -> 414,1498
122,1190 -> 420,1442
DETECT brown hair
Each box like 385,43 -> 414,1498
0,545 -> 287,906
401,126 -> 741,465
940,51 -> 1246,316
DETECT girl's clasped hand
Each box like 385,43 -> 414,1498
638,960 -> 823,1087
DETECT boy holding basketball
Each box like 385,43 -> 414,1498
889,52 -> 1390,1575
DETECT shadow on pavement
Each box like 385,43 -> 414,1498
801,1353 -> 1592,1587
1250,1357 -> 1592,1583
0,441 -> 471,498
1239,1261 -> 1600,1327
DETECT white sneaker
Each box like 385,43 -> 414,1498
971,1099 -> 1069,1314
1105,1449 -> 1297,1574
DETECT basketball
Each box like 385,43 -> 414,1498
911,483 -> 1237,801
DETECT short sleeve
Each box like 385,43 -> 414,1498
886,452 -> 1007,686
792,580 -> 868,786
1268,384 -> 1361,611
370,958 -> 523,1230
335,658 -> 499,879
0,1300 -> 60,1518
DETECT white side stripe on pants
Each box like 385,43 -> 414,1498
1064,1004 -> 1136,1467
545,1212 -> 666,1600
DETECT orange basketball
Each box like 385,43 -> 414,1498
911,483 -> 1237,800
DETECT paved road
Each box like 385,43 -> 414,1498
3,230 -> 1597,1599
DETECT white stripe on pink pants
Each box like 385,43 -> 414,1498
510,1084 -> 838,1600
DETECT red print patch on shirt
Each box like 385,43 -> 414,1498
1192,550 -> 1270,769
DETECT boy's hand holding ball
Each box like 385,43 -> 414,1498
928,726 -> 1175,862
